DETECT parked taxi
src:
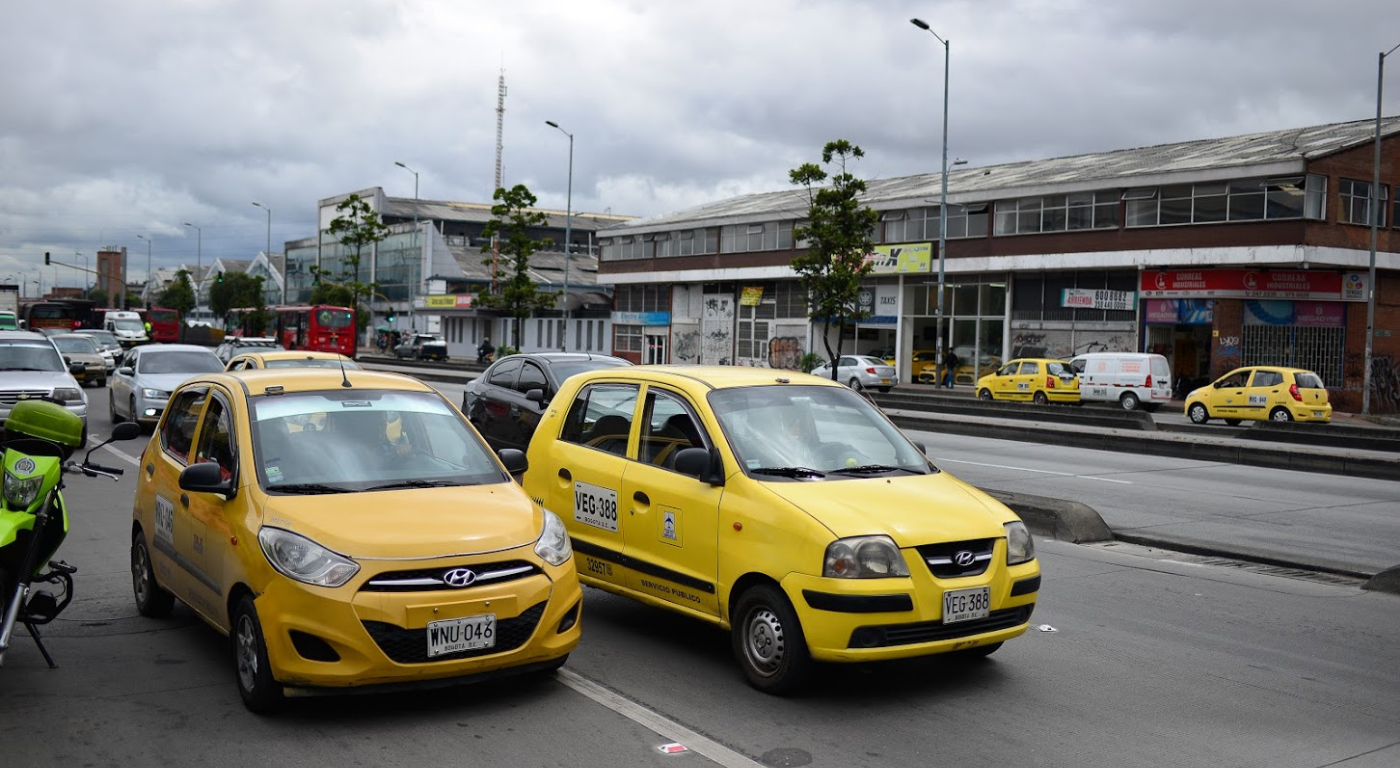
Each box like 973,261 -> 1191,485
225,349 -> 360,372
523,366 -> 1040,694
129,369 -> 580,712
975,358 -> 1080,404
1184,366 -> 1332,425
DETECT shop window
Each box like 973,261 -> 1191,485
1304,174 -> 1327,220
615,324 -> 643,353
1340,178 -> 1386,226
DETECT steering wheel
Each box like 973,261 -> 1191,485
815,442 -> 864,468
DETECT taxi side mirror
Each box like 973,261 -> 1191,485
497,448 -> 528,480
674,447 -> 724,486
179,462 -> 236,499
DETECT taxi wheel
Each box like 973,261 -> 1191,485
1033,391 -> 1049,405
1269,408 -> 1294,423
131,533 -> 174,618
978,388 -> 993,401
1119,392 -> 1141,411
1224,419 -> 1243,427
233,595 -> 285,713
732,584 -> 812,695
1188,403 -> 1209,425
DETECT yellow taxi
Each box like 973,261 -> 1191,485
1184,366 -> 1332,425
909,350 -> 942,383
128,369 -> 581,712
522,366 -> 1040,694
225,349 -> 360,372
976,358 -> 1080,404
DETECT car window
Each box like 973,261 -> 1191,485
997,362 -> 1018,376
1070,358 -> 1086,374
559,383 -> 639,458
1046,361 -> 1073,376
488,359 -> 521,388
265,357 -> 359,369
139,350 -> 223,373
1294,371 -> 1325,389
838,357 -> 856,367
54,336 -> 99,355
516,362 -> 548,394
0,340 -> 66,372
1217,370 -> 1249,388
193,395 -> 237,481
548,358 -> 632,381
1021,361 -> 1040,375
161,388 -> 208,464
1251,370 -> 1284,388
640,389 -> 708,469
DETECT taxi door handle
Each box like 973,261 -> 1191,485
145,463 -> 154,478
558,468 -> 572,482
179,493 -> 189,507
633,491 -> 650,506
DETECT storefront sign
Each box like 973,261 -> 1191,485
1061,288 -> 1136,311
1144,299 -> 1214,325
612,311 -> 671,326
1140,270 -> 1364,301
1343,272 -> 1367,301
423,294 -> 475,309
1243,300 -> 1344,328
739,286 -> 765,306
865,243 -> 932,274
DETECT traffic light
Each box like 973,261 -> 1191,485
216,272 -> 224,283
386,310 -> 395,322
44,251 -> 50,265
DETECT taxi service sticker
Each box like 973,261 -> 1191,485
574,481 -> 619,532
265,465 -> 284,483
659,506 -> 682,546
154,495 -> 175,545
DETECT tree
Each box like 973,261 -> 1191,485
789,140 -> 879,381
87,287 -> 109,308
210,272 -> 269,334
319,192 -> 387,332
157,270 -> 197,315
478,184 -> 558,349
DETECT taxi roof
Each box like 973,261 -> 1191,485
214,368 -> 434,396
234,349 -> 353,362
570,365 -> 844,391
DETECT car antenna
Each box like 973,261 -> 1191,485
338,354 -> 353,388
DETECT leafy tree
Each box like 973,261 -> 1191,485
87,287 -> 108,307
789,140 -> 879,380
210,272 -> 269,334
157,270 -> 196,315
318,192 -> 387,331
478,184 -> 558,348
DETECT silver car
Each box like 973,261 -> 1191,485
74,329 -> 122,373
810,355 -> 899,393
0,331 -> 89,444
109,344 -> 223,426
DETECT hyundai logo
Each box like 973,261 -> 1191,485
442,568 -> 478,588
954,550 -> 976,567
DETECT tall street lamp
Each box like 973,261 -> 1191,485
911,17 -> 953,382
136,234 -> 153,301
1364,41 -> 1400,416
546,120 -> 574,351
183,222 -> 202,306
394,162 -> 420,331
251,202 -> 272,257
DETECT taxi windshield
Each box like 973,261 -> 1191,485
708,385 -> 930,478
250,389 -> 506,493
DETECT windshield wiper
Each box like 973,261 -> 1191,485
363,479 -> 462,491
270,482 -> 350,495
828,464 -> 924,475
750,466 -> 826,478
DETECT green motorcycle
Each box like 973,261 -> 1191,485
0,399 -> 141,668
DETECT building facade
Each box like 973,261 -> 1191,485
596,118 -> 1400,412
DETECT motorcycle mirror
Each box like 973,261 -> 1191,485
110,422 -> 142,441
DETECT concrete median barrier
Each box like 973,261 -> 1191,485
978,487 -> 1113,543
1363,566 -> 1400,596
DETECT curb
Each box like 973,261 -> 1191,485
978,487 -> 1113,543
1363,566 -> 1400,595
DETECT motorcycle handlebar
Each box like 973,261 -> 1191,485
86,462 -> 124,476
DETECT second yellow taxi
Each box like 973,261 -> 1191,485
976,358 -> 1080,404
1184,366 -> 1332,424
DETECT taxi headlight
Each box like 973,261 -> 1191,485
534,510 -> 573,566
52,387 -> 82,403
823,535 -> 910,578
257,527 -> 359,587
1005,521 -> 1035,565
3,470 -> 44,509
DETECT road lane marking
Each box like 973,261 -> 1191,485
934,456 -> 1133,484
101,442 -> 141,467
558,669 -> 764,768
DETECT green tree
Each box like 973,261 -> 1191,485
478,184 -> 558,349
210,272 -> 269,334
87,287 -> 109,308
318,192 -> 387,331
789,140 -> 879,380
157,270 -> 197,315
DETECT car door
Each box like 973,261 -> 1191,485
620,385 -> 721,616
543,382 -> 640,590
1241,368 -> 1283,419
1208,368 -> 1251,417
1014,360 -> 1040,400
511,360 -> 550,451
137,385 -> 209,607
184,386 -> 241,627
989,361 -> 1019,398
471,358 -> 521,450
111,348 -> 140,418
836,356 -> 858,385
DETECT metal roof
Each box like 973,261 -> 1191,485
380,198 -> 635,232
444,245 -> 603,289
603,116 -> 1400,234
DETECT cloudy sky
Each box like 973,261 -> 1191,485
2,0 -> 1398,292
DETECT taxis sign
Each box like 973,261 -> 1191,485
865,243 -> 932,274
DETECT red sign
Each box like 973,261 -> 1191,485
1140,270 -> 1361,301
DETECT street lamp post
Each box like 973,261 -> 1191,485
183,222 -> 202,306
394,162 -> 420,332
251,202 -> 272,257
546,120 -> 574,352
911,18 -> 953,385
1364,41 -> 1400,416
136,234 -> 153,302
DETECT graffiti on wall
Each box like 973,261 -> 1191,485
1343,351 -> 1400,413
768,337 -> 804,370
673,327 -> 700,363
702,295 -> 734,366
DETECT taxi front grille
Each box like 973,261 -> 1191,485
849,606 -> 1032,649
360,560 -> 541,592
362,602 -> 546,664
916,538 -> 996,579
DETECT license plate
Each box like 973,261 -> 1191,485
881,378 -> 890,384
426,614 -> 496,657
1313,410 -> 1324,418
942,586 -> 990,624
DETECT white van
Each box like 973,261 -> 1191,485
1069,352 -> 1172,411
102,310 -> 149,347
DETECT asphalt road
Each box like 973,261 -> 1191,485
2,385 -> 1397,767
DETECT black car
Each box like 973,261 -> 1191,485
463,352 -> 632,452
394,333 -> 448,361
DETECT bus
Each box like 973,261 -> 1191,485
21,299 -> 101,332
142,306 -> 182,342
225,305 -> 356,356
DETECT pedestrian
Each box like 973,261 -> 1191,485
942,348 -> 959,389
477,337 -> 495,364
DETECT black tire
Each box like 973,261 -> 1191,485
731,584 -> 813,695
1224,418 -> 1242,427
129,396 -> 138,425
1269,408 -> 1294,423
232,594 -> 284,713
98,377 -> 107,388
1188,402 -> 1209,425
848,377 -> 863,392
1033,391 -> 1049,405
877,387 -> 891,393
131,532 -> 175,618
110,391 -> 123,423
978,388 -> 993,401
1119,392 -> 1141,411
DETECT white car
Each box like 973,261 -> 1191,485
809,355 -> 898,393
1069,352 -> 1173,411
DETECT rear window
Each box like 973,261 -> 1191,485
856,357 -> 887,367
1294,372 -> 1325,389
1046,362 -> 1074,376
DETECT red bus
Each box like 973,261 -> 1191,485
142,306 -> 182,342
225,305 -> 356,356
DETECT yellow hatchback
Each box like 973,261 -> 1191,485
225,349 -> 360,372
976,358 -> 1080,404
523,366 -> 1040,694
1184,366 -> 1332,425
129,369 -> 581,712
